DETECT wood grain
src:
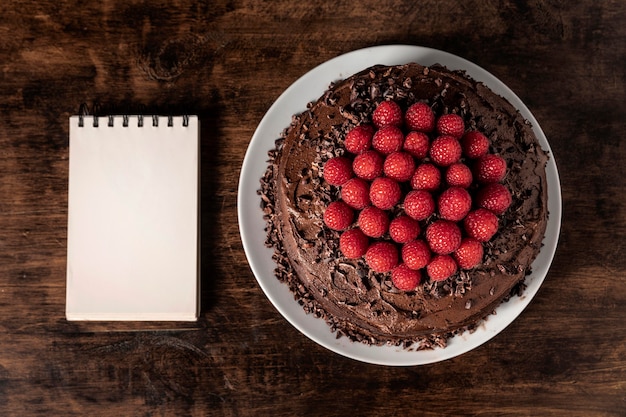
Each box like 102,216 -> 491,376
0,0 -> 624,415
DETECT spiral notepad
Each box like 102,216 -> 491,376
66,115 -> 199,321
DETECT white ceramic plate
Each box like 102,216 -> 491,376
237,45 -> 561,366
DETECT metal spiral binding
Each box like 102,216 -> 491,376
76,108 -> 192,128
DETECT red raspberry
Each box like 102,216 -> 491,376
474,154 -> 507,183
429,135 -> 462,167
339,228 -> 369,259
426,220 -> 462,255
323,156 -> 353,186
340,177 -> 370,210
344,124 -> 374,154
476,183 -> 512,215
372,125 -> 404,155
369,177 -> 402,210
436,113 -> 465,138
391,263 -> 422,291
427,255 -> 458,281
365,241 -> 399,273
401,239 -> 431,270
389,215 -> 421,244
323,201 -> 354,231
464,208 -> 499,242
453,237 -> 484,270
410,163 -> 441,191
405,102 -> 435,132
445,163 -> 473,188
353,150 -> 384,180
403,190 -> 435,221
437,186 -> 472,222
403,131 -> 430,159
461,130 -> 490,159
358,206 -> 390,238
372,100 -> 403,129
383,151 -> 416,182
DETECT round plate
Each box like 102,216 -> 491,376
237,45 -> 561,366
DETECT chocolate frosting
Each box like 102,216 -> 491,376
260,63 -> 548,349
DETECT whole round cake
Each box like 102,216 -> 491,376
259,62 -> 548,349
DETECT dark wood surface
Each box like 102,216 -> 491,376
1,1 -> 624,415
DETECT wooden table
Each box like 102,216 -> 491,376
1,1 -> 624,415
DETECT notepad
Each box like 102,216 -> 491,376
66,115 -> 199,321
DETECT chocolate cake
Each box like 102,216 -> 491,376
259,62 -> 548,349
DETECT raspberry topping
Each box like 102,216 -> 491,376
358,206 -> 390,238
429,135 -> 462,167
403,190 -> 435,221
476,183 -> 512,215
383,151 -> 416,182
370,177 -> 402,210
391,264 -> 422,291
323,201 -> 354,231
352,150 -> 384,180
344,124 -> 374,154
323,156 -> 353,186
405,102 -> 435,133
365,241 -> 399,273
372,125 -> 404,155
425,220 -> 462,255
427,255 -> 458,281
339,228 -> 369,259
372,100 -> 403,128
438,186 -> 472,222
340,177 -> 370,210
389,215 -> 421,244
436,113 -> 465,138
464,208 -> 499,242
403,131 -> 430,159
319,100 -> 513,286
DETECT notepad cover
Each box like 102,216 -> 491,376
66,116 -> 199,321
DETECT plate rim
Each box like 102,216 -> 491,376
237,44 -> 562,366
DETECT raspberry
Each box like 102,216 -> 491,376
365,241 -> 399,273
410,163 -> 441,191
339,228 -> 369,259
391,264 -> 422,291
426,255 -> 458,281
358,206 -> 390,238
340,177 -> 370,210
403,190 -> 435,221
403,131 -> 430,159
405,102 -> 435,132
461,130 -> 490,159
353,150 -> 384,180
372,100 -> 403,129
389,215 -> 421,244
323,156 -> 353,186
437,186 -> 472,222
429,135 -> 462,167
425,220 -> 462,255
445,163 -> 473,188
369,177 -> 402,210
372,125 -> 404,155
401,239 -> 431,270
344,124 -> 374,154
436,113 -> 465,138
474,154 -> 507,183
383,151 -> 416,182
464,208 -> 499,242
453,237 -> 484,269
476,183 -> 512,215
323,201 -> 354,231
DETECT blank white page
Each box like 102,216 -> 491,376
66,115 -> 199,321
